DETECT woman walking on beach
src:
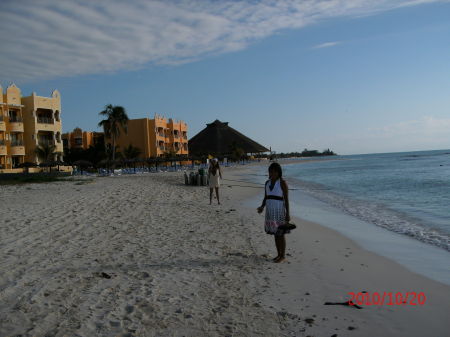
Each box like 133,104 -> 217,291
209,159 -> 222,205
257,162 -> 291,263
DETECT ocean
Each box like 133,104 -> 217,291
282,149 -> 450,252
243,149 -> 450,284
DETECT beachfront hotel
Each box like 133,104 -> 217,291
113,114 -> 188,158
0,84 -> 63,170
22,89 -> 63,164
0,84 -> 25,169
62,128 -> 104,151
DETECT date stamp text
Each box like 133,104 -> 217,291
348,292 -> 426,306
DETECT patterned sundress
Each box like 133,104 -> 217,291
264,179 -> 290,236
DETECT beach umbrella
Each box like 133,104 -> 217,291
18,161 -> 37,168
98,158 -> 115,173
98,159 -> 111,167
54,160 -> 66,171
39,162 -> 51,167
124,158 -> 141,171
39,161 -> 58,172
73,160 -> 93,174
73,160 -> 92,167
188,120 -> 269,157
18,161 -> 37,173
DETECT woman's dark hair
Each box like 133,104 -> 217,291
210,160 -> 219,175
268,162 -> 282,178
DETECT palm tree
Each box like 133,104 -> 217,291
229,141 -> 245,162
35,143 -> 56,172
163,148 -> 178,159
123,144 -> 142,160
98,104 -> 129,161
35,143 -> 56,162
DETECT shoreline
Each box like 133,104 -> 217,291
1,170 -> 449,336
230,161 -> 450,285
225,165 -> 450,336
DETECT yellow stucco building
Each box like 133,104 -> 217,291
22,89 -> 63,163
62,128 -> 104,150
113,114 -> 188,158
0,84 -> 63,170
1,84 -> 26,169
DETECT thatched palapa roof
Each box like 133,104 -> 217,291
188,120 -> 269,156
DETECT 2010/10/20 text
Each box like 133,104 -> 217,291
348,292 -> 426,306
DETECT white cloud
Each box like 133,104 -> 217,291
312,41 -> 341,49
369,116 -> 450,136
346,116 -> 450,153
0,0 -> 447,82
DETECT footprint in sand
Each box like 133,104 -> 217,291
125,305 -> 134,314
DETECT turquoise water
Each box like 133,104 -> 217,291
282,150 -> 450,252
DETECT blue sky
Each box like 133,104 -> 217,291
1,0 -> 449,155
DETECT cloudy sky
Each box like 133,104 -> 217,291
1,0 -> 449,154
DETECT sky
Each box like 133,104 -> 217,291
1,0 -> 449,155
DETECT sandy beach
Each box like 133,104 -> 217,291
1,167 -> 449,337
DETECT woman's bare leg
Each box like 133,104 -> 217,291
273,236 -> 280,261
274,235 -> 286,263
209,188 -> 213,204
215,187 -> 220,204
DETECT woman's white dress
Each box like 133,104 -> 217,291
264,179 -> 289,235
209,169 -> 220,188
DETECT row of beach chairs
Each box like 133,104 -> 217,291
72,161 -> 248,177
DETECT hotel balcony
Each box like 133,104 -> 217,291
10,141 -> 25,155
9,116 -> 22,123
37,116 -> 55,124
9,117 -> 24,132
72,138 -> 84,148
11,140 -> 24,146
37,129 -> 60,150
0,116 -> 5,131
36,109 -> 59,132
38,139 -> 56,147
0,144 -> 6,155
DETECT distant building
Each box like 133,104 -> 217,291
0,84 -> 25,169
0,84 -> 63,170
62,128 -> 104,150
22,89 -> 63,163
112,114 -> 188,158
